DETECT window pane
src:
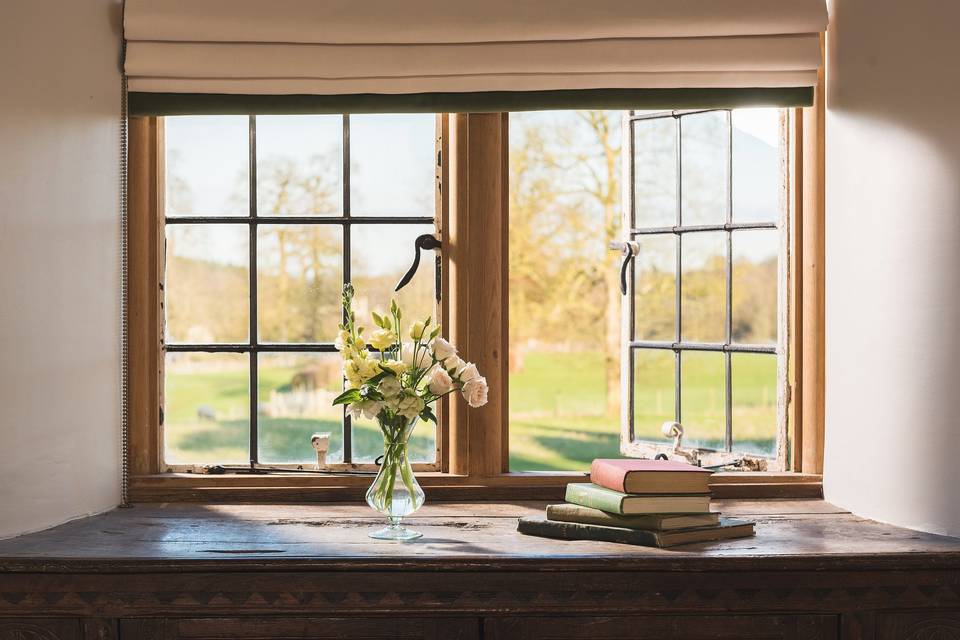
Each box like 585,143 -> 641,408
164,116 -> 248,216
733,108 -> 782,223
257,353 -> 344,464
732,353 -> 778,458
257,225 -> 342,343
633,117 -> 677,228
633,234 -> 676,341
680,351 -> 725,450
351,224 -> 435,330
632,349 -> 675,442
732,230 -> 779,345
681,231 -> 726,343
350,114 -> 435,217
508,110 -> 622,471
256,115 -> 343,216
164,352 -> 249,465
165,224 -> 248,344
680,111 -> 728,226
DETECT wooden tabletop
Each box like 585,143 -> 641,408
2,500 -> 959,573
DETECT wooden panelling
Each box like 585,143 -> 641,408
487,615 -> 838,640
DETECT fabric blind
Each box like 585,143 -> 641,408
123,0 -> 828,115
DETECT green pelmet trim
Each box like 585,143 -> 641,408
128,87 -> 813,116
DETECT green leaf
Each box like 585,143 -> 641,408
429,325 -> 441,340
366,370 -> 390,385
332,388 -> 361,406
419,405 -> 438,424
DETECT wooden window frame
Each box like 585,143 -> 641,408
128,96 -> 824,501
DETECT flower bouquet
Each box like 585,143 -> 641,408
333,284 -> 488,540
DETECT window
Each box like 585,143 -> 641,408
507,109 -> 789,473
161,114 -> 440,471
128,104 -> 823,500
622,109 -> 788,471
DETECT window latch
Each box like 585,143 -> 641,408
608,240 -> 640,295
395,233 -> 441,292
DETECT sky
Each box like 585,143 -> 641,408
165,108 -> 782,271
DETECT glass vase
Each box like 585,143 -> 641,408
365,416 -> 425,541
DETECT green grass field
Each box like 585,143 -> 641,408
164,350 -> 776,471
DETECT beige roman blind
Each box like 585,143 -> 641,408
123,0 -> 828,115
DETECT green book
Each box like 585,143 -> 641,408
518,516 -> 754,548
546,503 -> 720,531
565,482 -> 711,515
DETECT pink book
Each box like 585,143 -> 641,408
590,459 -> 712,495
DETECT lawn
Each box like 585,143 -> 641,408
164,350 -> 776,471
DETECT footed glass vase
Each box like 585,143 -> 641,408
365,417 -> 425,541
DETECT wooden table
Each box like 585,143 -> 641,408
1,500 -> 959,639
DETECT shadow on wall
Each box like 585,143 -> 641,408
824,0 -> 960,536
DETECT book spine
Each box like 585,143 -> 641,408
518,518 -> 663,547
546,504 -> 653,529
564,484 -> 625,514
589,460 -> 627,493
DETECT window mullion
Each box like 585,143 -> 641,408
247,114 -> 259,467
674,114 -> 683,427
724,110 -> 734,453
341,114 -> 353,464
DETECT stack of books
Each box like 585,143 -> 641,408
517,459 -> 755,548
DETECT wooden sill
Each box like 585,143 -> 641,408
130,471 -> 822,502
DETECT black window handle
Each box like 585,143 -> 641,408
609,241 -> 640,295
395,233 -> 442,292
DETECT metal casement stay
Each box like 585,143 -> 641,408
630,341 -> 776,355
631,221 -> 776,235
163,113 -> 440,468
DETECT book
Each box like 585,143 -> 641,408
517,516 -> 754,548
565,483 -> 710,515
546,503 -> 720,531
590,458 -> 712,494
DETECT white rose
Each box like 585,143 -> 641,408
462,376 -> 488,408
379,375 -> 402,398
409,321 -> 427,340
458,362 -> 480,383
443,355 -> 464,372
379,359 -> 409,376
334,329 -> 351,351
368,328 -> 395,351
431,337 -> 456,361
348,399 -> 383,420
427,366 -> 454,396
396,391 -> 425,421
401,343 -> 431,370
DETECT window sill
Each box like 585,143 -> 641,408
130,471 -> 821,502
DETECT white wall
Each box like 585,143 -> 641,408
823,0 -> 960,536
0,0 -> 121,538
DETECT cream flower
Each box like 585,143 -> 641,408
427,365 -> 454,396
344,357 -> 378,382
457,362 -> 480,383
401,343 -> 431,370
347,399 -> 383,420
462,376 -> 488,408
368,328 -> 395,351
379,375 -> 402,398
443,355 -> 464,372
409,321 -> 427,340
334,329 -> 351,351
379,359 -> 409,376
396,391 -> 425,421
430,337 -> 456,361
